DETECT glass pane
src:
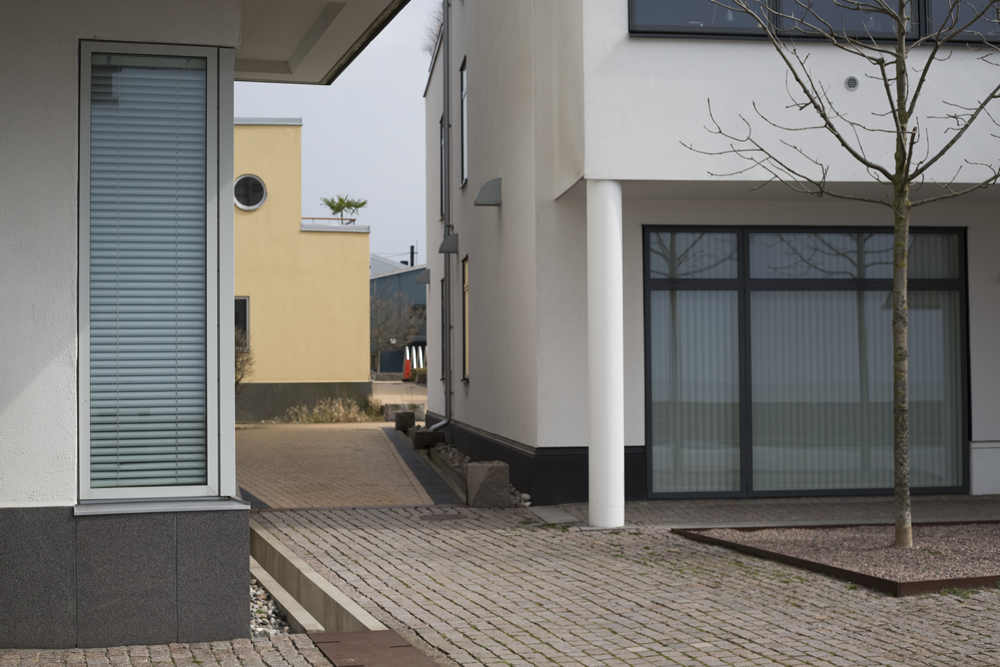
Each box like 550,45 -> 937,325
649,232 -> 738,280
928,0 -> 1000,39
650,291 -> 740,493
781,0 -> 909,38
632,0 -> 766,33
750,290 -> 962,491
909,234 -> 959,279
750,232 -> 895,279
909,291 -> 963,487
750,232 -> 958,280
89,54 -> 208,489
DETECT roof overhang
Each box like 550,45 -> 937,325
235,0 -> 409,85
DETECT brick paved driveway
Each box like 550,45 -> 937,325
257,506 -> 1000,667
237,424 -> 432,508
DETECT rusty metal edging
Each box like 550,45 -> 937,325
672,527 -> 1000,597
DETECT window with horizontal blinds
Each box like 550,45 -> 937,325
88,53 -> 209,488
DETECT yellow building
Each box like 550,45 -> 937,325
234,118 -> 370,420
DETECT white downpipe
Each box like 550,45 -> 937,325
586,179 -> 625,529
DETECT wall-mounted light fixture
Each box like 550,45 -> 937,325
439,233 -> 459,254
474,178 -> 501,206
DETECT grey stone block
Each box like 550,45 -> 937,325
394,411 -> 416,431
0,507 -> 76,648
413,429 -> 445,450
177,510 -> 250,642
76,512 -> 177,647
467,461 -> 511,508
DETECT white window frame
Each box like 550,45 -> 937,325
78,41 -> 235,501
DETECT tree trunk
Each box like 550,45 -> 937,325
892,191 -> 912,548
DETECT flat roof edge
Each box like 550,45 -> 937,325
235,117 -> 303,126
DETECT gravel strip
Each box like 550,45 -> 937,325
251,577 -> 290,637
698,523 -> 1000,581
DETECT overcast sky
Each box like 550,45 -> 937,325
234,0 -> 438,267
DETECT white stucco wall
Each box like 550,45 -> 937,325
0,1 -> 240,507
425,0 -> 541,448
582,0 -> 1000,189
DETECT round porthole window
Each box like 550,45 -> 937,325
234,174 -> 267,211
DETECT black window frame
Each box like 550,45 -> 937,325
629,0 -> 997,43
235,297 -> 250,348
643,225 -> 970,500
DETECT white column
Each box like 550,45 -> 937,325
586,179 -> 625,529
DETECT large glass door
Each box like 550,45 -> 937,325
645,228 -> 967,497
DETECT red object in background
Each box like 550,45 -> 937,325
403,359 -> 412,379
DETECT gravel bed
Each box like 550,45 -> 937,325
250,577 -> 290,637
699,523 -> 1000,582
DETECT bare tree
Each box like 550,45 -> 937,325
423,2 -> 444,56
689,0 -> 1000,547
235,328 -> 255,400
370,287 -> 421,373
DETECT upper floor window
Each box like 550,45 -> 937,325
630,0 -> 998,42
460,60 -> 468,186
440,116 -> 445,218
234,174 -> 266,210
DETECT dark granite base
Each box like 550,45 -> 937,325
236,382 -> 373,422
0,507 -> 249,649
425,412 -> 647,506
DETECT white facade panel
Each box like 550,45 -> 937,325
582,0 -> 1000,188
0,1 -> 240,506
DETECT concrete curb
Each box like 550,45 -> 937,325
249,519 -> 386,633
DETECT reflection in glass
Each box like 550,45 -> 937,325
749,232 -> 959,280
782,0 -> 909,38
650,291 -> 740,493
750,290 -> 962,491
632,0 -> 766,33
928,0 -> 1000,39
649,232 -> 738,280
751,232 -> 894,279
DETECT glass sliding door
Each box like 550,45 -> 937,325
750,290 -> 894,491
649,290 -> 741,493
644,227 -> 968,498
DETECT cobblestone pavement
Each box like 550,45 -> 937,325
237,424 -> 432,508
561,494 -> 1000,527
0,636 -> 330,667
256,505 -> 1000,667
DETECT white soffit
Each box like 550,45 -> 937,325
236,0 -> 409,85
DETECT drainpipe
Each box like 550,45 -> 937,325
431,0 -> 453,434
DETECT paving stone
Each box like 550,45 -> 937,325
237,424 -> 430,508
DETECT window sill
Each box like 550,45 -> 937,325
74,497 -> 249,516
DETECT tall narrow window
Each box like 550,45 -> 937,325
235,297 -> 249,347
439,116 -> 446,218
462,257 -> 470,379
460,60 -> 468,185
80,44 -> 220,499
440,278 -> 446,381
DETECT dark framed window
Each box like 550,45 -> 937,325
439,116 -> 445,219
460,59 -> 468,186
644,226 -> 969,499
462,256 -> 470,380
630,0 -> 994,42
235,297 -> 249,348
234,174 -> 266,210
